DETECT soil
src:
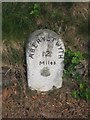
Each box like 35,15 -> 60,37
2,66 -> 90,119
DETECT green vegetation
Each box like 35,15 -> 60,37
2,3 -> 39,41
63,49 -> 90,101
30,3 -> 41,17
2,3 -> 73,41
64,49 -> 84,79
71,82 -> 90,100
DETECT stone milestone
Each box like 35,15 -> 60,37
26,29 -> 65,91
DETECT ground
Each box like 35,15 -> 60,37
2,65 -> 90,118
2,2 -> 90,119
2,81 -> 89,118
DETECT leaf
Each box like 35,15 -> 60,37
85,88 -> 90,100
74,52 -> 84,60
34,4 -> 40,10
71,90 -> 79,99
72,57 -> 79,64
73,72 -> 82,81
30,11 -> 34,15
80,83 -> 84,90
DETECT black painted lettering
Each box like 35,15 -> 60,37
36,39 -> 41,44
39,61 -> 45,65
50,61 -> 53,65
30,48 -> 35,52
51,36 -> 56,42
56,41 -> 61,47
54,61 -> 56,65
58,46 -> 63,50
39,60 -> 57,65
42,51 -> 52,57
29,53 -> 34,59
45,51 -> 51,57
43,61 -> 45,65
59,49 -> 64,53
39,61 -> 41,65
42,51 -> 45,57
32,42 -> 38,48
58,55 -> 64,59
41,36 -> 45,41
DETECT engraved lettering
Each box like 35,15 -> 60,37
42,51 -> 52,57
32,42 -> 38,48
29,53 -> 34,59
59,49 -> 64,54
39,61 -> 56,65
41,36 -> 45,41
36,39 -> 41,44
58,46 -> 63,50
56,41 -> 61,47
58,55 -> 64,59
43,61 -> 45,65
54,61 -> 56,65
42,51 -> 45,57
50,36 -> 56,42
39,61 -> 45,65
50,62 -> 52,65
30,48 -> 35,52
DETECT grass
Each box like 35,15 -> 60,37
2,3 -> 38,41
2,3 -> 74,41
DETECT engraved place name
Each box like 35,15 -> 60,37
29,35 -> 64,60
29,34 -> 56,59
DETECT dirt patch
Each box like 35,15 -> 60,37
2,66 -> 89,118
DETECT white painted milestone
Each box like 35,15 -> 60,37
26,29 -> 65,91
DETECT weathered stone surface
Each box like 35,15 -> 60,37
26,29 -> 65,91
